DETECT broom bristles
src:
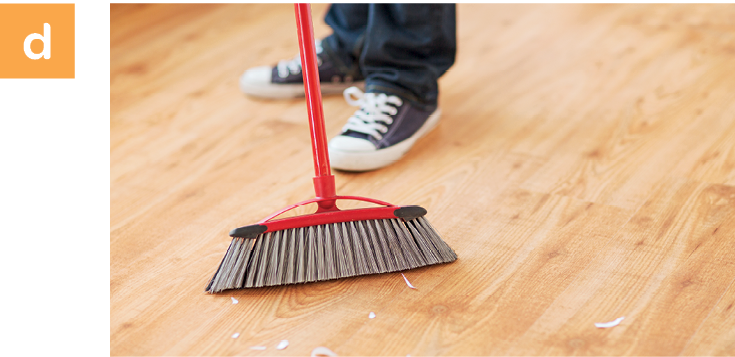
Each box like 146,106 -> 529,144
205,217 -> 457,293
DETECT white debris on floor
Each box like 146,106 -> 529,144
276,340 -> 289,350
595,316 -> 625,328
250,346 -> 267,350
231,333 -> 240,339
311,346 -> 338,356
369,312 -> 376,319
401,273 -> 417,289
231,297 -> 239,304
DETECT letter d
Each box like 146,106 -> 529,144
24,23 -> 51,60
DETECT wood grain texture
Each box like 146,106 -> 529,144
111,4 -> 735,356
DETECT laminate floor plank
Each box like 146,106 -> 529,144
681,274 -> 735,356
508,179 -> 735,355
336,189 -> 633,356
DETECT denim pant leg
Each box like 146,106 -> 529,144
323,4 -> 369,80
362,4 -> 456,109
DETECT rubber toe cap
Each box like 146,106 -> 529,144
240,66 -> 272,86
329,135 -> 376,153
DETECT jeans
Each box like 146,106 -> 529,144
322,4 -> 456,109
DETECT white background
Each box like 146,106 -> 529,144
0,1 -> 109,355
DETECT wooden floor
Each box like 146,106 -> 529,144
111,4 -> 735,356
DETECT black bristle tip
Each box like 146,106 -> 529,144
229,224 -> 267,238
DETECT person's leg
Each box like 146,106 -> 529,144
239,4 -> 368,99
361,4 -> 456,109
328,4 -> 456,171
322,3 -> 369,80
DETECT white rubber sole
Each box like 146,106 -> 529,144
328,108 -> 442,172
239,66 -> 363,99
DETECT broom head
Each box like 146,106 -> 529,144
206,196 -> 457,293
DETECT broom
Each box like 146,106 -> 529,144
205,4 -> 457,293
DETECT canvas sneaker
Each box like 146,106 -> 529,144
239,39 -> 364,99
328,87 -> 442,171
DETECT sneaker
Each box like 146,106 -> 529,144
328,87 -> 442,171
239,39 -> 364,99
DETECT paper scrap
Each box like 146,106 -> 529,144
250,346 -> 267,350
369,312 -> 376,319
311,346 -> 338,357
231,297 -> 239,304
231,333 -> 240,339
276,340 -> 289,350
595,316 -> 625,328
401,273 -> 417,289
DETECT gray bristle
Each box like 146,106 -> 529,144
205,217 -> 457,293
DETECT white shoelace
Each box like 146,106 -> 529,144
341,87 -> 403,140
276,40 -> 324,78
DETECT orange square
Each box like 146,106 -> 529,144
0,4 -> 75,78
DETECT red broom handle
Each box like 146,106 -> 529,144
295,4 -> 337,201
